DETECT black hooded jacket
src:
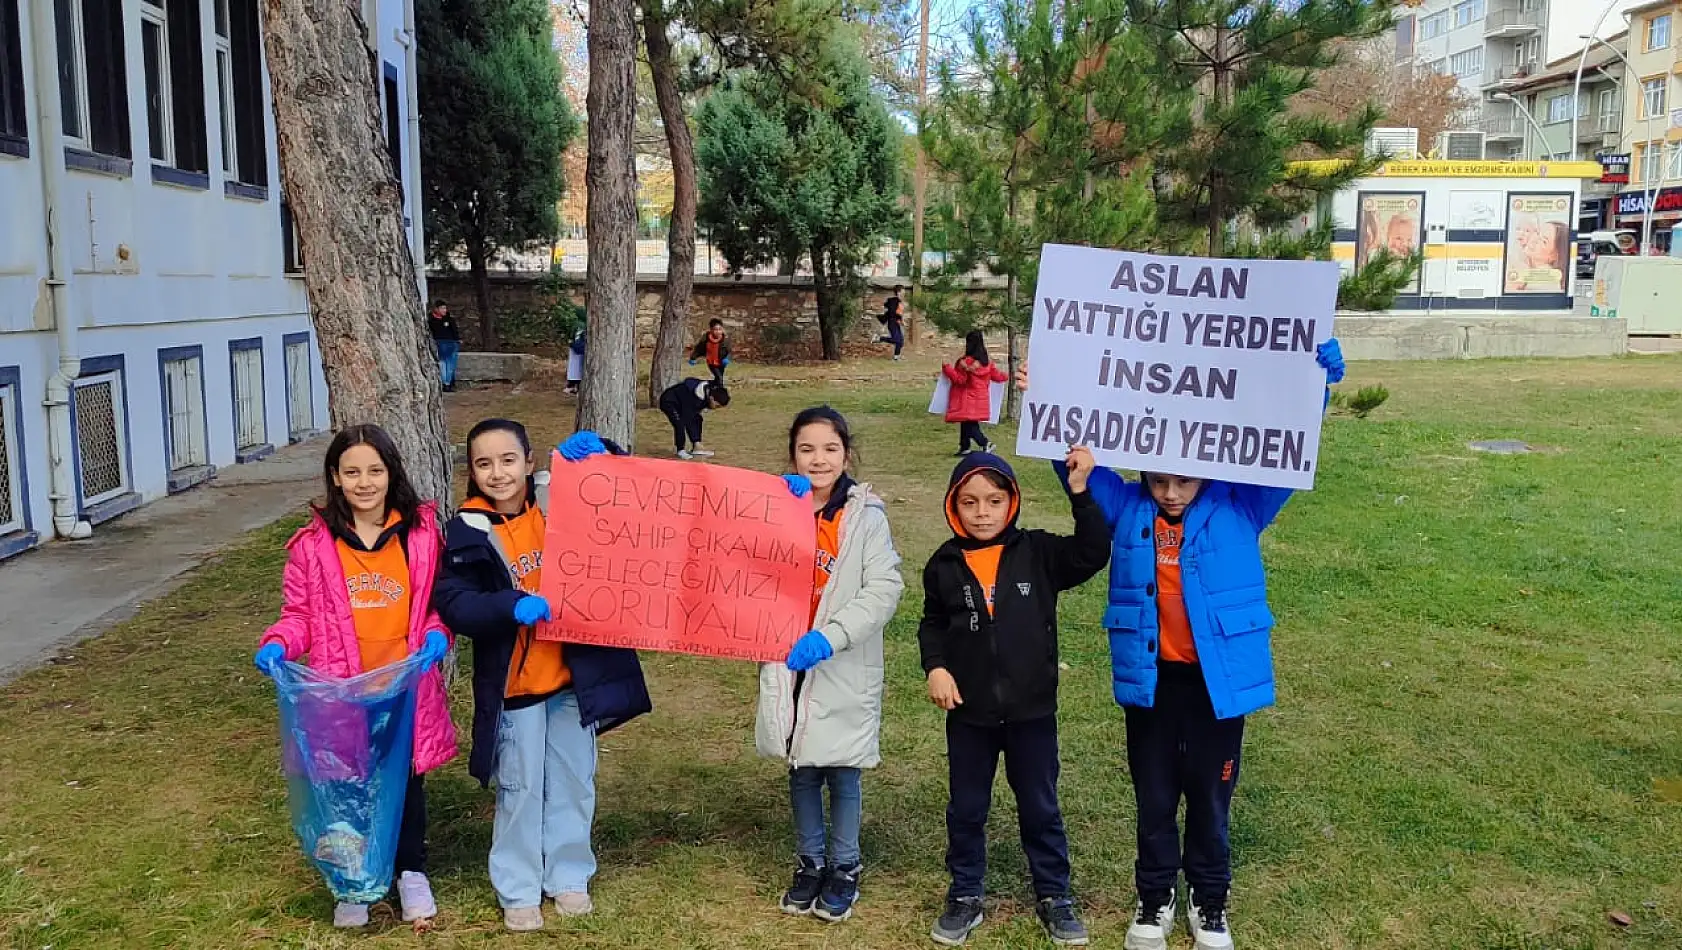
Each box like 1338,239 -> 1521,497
916,453 -> 1112,725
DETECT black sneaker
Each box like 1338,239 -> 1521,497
779,856 -> 825,914
1189,892 -> 1232,950
1037,897 -> 1089,946
812,862 -> 860,922
930,896 -> 985,945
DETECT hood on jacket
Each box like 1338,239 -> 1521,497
944,452 -> 1021,548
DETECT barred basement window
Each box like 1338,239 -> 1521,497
161,350 -> 208,471
231,341 -> 266,450
74,372 -> 129,504
0,380 -> 20,535
284,336 -> 314,441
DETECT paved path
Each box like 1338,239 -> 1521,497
0,440 -> 322,683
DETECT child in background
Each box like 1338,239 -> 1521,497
877,287 -> 905,359
919,447 -> 1111,947
255,424 -> 455,929
657,377 -> 731,460
433,421 -> 651,933
690,318 -> 732,384
943,330 -> 1006,456
1016,339 -> 1345,950
565,321 -> 586,395
756,407 -> 904,923
428,300 -> 461,392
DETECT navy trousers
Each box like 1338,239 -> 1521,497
1124,662 -> 1245,903
945,714 -> 1071,900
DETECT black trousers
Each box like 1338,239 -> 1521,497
708,362 -> 726,385
395,773 -> 428,875
958,421 -> 988,452
658,394 -> 703,452
1124,662 -> 1244,903
945,714 -> 1070,900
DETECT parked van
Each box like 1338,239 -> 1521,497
1577,230 -> 1638,278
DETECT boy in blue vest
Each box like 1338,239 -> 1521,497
1016,337 -> 1344,950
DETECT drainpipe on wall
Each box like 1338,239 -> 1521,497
396,7 -> 427,302
29,0 -> 93,539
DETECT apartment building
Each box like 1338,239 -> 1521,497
1504,33 -> 1627,231
0,0 -> 424,560
1399,0 -> 1645,159
1610,0 -> 1682,245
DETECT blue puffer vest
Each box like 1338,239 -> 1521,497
1062,463 -> 1293,720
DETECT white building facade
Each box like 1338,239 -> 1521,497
0,0 -> 424,561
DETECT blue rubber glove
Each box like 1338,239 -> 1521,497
782,474 -> 811,498
688,358 -> 698,365
722,357 -> 731,367
415,630 -> 449,672
513,594 -> 553,626
558,430 -> 607,462
1316,338 -> 1346,384
785,630 -> 834,672
254,643 -> 285,678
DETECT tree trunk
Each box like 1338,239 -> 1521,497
579,0 -> 640,445
642,0 -> 695,406
1207,26 -> 1229,258
1005,275 -> 1021,422
811,246 -> 845,361
261,0 -> 451,503
468,239 -> 497,350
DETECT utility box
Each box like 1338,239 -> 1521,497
1591,256 -> 1682,333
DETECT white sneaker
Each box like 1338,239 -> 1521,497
1189,894 -> 1234,950
333,902 -> 370,929
677,450 -> 694,460
552,891 -> 594,916
397,870 -> 437,921
1123,892 -> 1175,950
504,905 -> 544,932
691,448 -> 715,458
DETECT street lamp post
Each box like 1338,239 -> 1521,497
1571,0 -> 1629,155
1575,33 -> 1632,237
1491,92 -> 1551,160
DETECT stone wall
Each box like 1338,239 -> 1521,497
426,272 -> 998,359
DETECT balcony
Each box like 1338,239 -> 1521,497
1480,114 -> 1525,140
1481,61 -> 1537,88
1582,110 -> 1623,141
1483,4 -> 1543,37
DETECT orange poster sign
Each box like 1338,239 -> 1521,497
536,453 -> 816,662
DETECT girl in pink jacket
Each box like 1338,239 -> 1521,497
944,330 -> 1007,457
255,424 -> 457,929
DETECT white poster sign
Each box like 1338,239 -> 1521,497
928,376 -> 1006,424
1016,245 -> 1337,490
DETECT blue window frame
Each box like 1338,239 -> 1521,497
72,354 -> 140,523
0,364 -> 38,559
228,336 -> 273,462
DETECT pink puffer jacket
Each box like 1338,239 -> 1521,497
259,502 -> 458,775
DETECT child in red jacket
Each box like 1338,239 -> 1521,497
943,330 -> 1007,456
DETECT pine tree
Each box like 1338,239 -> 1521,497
695,42 -> 905,360
417,0 -> 576,349
1125,0 -> 1395,256
920,0 -> 1185,416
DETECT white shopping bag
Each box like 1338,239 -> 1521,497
566,352 -> 583,382
928,375 -> 1005,424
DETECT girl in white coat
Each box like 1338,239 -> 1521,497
756,406 -> 905,923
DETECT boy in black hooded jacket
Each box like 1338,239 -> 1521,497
918,448 -> 1111,947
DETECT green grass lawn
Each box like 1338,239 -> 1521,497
3,352 -> 1681,950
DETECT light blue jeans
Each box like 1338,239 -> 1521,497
789,766 -> 863,867
490,690 -> 598,909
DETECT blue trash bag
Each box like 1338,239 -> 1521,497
272,653 -> 424,904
